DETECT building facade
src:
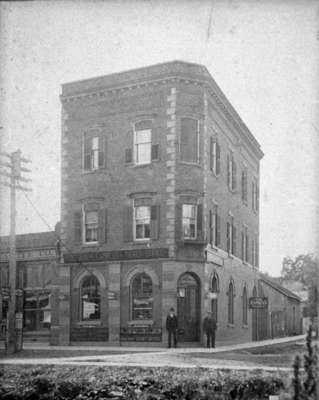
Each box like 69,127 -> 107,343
52,61 -> 300,346
0,230 -> 58,342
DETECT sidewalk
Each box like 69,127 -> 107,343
0,334 -> 305,371
0,333 -> 305,353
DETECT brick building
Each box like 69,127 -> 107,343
0,229 -> 58,342
52,61 -> 300,346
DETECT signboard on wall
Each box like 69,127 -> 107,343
249,297 -> 268,309
64,248 -> 169,263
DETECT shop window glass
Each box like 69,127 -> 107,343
131,273 -> 153,320
81,275 -> 101,320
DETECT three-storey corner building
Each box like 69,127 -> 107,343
55,61 -> 266,346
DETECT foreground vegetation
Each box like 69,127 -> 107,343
0,365 -> 288,399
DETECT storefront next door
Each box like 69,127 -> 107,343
177,273 -> 200,342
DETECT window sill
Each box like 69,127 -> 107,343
242,324 -> 249,329
126,161 -> 160,169
82,242 -> 99,247
182,238 -> 206,245
227,323 -> 235,328
210,245 -> 219,252
211,171 -> 220,178
76,320 -> 101,327
132,239 -> 151,244
179,161 -> 201,168
81,168 -> 105,175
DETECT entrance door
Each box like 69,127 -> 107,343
177,273 -> 200,342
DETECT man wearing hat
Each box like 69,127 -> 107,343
166,307 -> 178,348
203,311 -> 217,348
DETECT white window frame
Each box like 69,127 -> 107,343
83,134 -> 105,172
134,125 -> 152,165
91,137 -> 99,170
134,205 -> 151,241
83,208 -> 99,245
182,204 -> 197,240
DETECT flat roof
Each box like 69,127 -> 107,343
61,60 -> 263,159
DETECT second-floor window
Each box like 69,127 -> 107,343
73,205 -> 107,245
241,227 -> 249,262
182,204 -> 197,239
134,121 -> 152,165
252,237 -> 259,267
83,135 -> 105,171
180,118 -> 199,163
84,210 -> 98,243
134,205 -> 151,240
226,216 -> 236,255
209,205 -> 221,247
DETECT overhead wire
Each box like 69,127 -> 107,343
21,190 -> 97,279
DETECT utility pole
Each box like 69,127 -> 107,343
0,149 -> 32,354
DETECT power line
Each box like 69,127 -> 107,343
21,190 -> 97,278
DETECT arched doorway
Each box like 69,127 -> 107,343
177,272 -> 200,342
252,286 -> 258,341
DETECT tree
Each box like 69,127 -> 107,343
281,254 -> 318,321
281,254 -> 318,287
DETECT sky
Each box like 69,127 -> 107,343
0,0 -> 318,276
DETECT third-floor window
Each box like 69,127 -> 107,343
134,121 -> 152,165
180,117 -> 199,164
227,152 -> 237,191
83,135 -> 106,171
252,180 -> 259,212
210,137 -> 221,175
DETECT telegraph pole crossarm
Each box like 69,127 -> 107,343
0,149 -> 32,354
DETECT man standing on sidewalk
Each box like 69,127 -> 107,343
166,307 -> 178,348
203,311 -> 217,348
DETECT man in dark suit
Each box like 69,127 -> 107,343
203,311 -> 217,348
166,307 -> 178,348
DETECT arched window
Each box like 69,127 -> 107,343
131,273 -> 153,320
211,274 -> 219,322
242,286 -> 248,325
81,275 -> 101,320
228,281 -> 235,324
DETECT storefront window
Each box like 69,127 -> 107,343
81,275 -> 101,320
131,273 -> 153,320
23,291 -> 51,331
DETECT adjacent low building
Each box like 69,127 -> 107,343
0,229 -> 59,342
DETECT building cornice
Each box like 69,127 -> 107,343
60,61 -> 263,160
